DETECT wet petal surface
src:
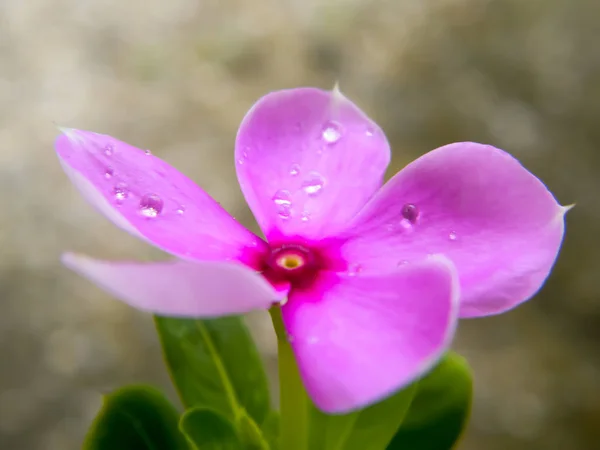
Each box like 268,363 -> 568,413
340,142 -> 567,317
56,129 -> 266,264
235,87 -> 391,241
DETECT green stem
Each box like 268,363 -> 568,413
269,306 -> 309,450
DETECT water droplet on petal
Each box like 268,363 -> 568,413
347,263 -> 363,276
397,260 -> 409,267
237,150 -> 249,165
365,127 -> 375,137
289,163 -> 300,177
449,231 -> 457,241
113,182 -> 128,203
139,194 -> 163,218
176,205 -> 186,215
400,219 -> 413,230
104,144 -> 114,156
322,121 -> 342,144
300,211 -> 310,222
104,167 -> 114,179
144,149 -> 152,156
302,172 -> 325,196
273,189 -> 292,220
401,203 -> 419,223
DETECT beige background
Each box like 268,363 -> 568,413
1,0 -> 599,449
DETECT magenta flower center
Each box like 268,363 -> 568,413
270,245 -> 311,271
263,244 -> 322,290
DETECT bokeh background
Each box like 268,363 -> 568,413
1,0 -> 599,448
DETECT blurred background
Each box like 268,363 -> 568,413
1,0 -> 599,448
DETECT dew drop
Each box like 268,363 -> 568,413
365,127 -> 375,137
401,203 -> 419,223
347,263 -> 363,276
237,151 -> 248,165
307,336 -> 319,345
176,206 -> 186,215
399,219 -> 413,230
322,121 -> 342,144
302,172 -> 325,196
139,193 -> 163,218
449,231 -> 457,241
113,183 -> 129,203
104,144 -> 114,156
289,163 -> 300,176
300,211 -> 310,222
104,167 -> 114,179
144,149 -> 152,156
272,189 -> 292,220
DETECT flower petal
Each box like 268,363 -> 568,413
63,253 -> 285,316
282,256 -> 459,413
340,142 -> 567,318
235,87 -> 391,241
56,129 -> 266,264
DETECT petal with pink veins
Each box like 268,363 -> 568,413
55,129 -> 266,264
235,87 -> 391,242
340,142 -> 568,318
281,256 -> 459,414
63,253 -> 286,317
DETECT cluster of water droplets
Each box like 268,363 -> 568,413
237,149 -> 249,166
272,189 -> 292,220
101,142 -> 183,219
272,166 -> 327,220
267,119 -> 376,222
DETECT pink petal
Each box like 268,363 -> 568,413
340,142 -> 568,318
282,256 -> 459,413
63,253 -> 285,316
55,129 -> 266,264
235,87 -> 391,242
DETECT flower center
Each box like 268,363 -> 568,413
263,244 -> 320,290
277,254 -> 303,270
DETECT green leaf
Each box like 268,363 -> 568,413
261,411 -> 280,450
83,384 -> 188,450
180,407 -> 271,450
180,407 -> 242,450
308,383 -> 417,450
237,410 -> 271,450
387,352 -> 473,450
154,316 -> 271,425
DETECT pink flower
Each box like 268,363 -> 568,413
55,87 -> 567,413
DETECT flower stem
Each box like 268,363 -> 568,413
269,306 -> 309,450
